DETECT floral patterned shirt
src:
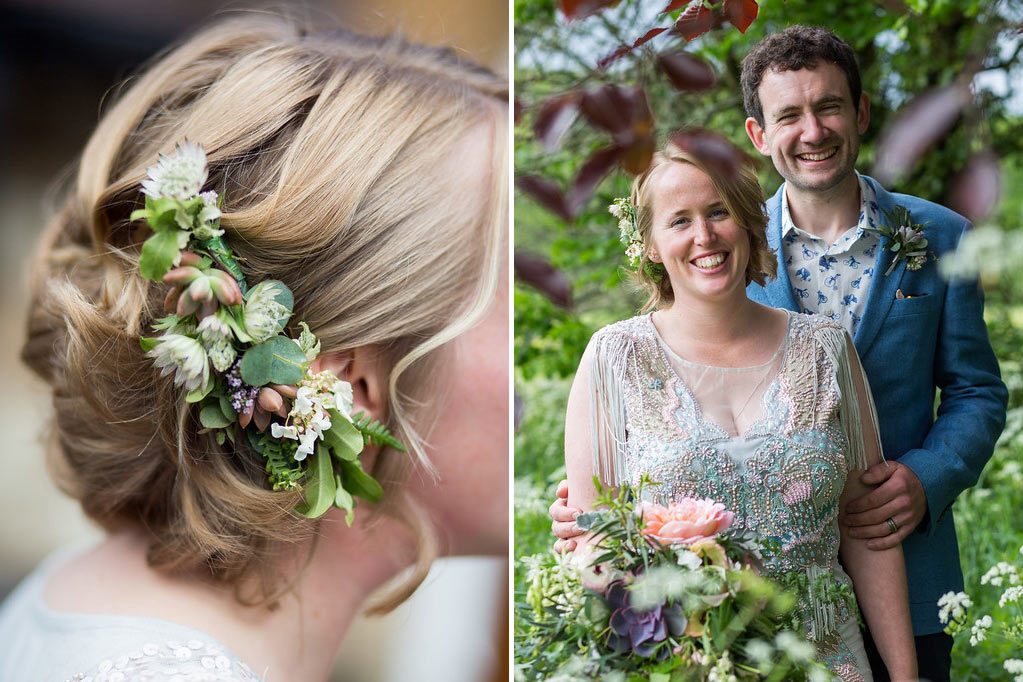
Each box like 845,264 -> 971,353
781,173 -> 881,338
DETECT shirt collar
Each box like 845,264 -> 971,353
781,172 -> 878,239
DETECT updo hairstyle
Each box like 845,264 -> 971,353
20,15 -> 507,609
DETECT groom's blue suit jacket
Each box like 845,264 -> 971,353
747,176 -> 1007,635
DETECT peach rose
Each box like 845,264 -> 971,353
641,498 -> 734,546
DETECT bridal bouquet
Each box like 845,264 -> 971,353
516,479 -> 832,681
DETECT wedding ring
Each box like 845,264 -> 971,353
886,517 -> 899,534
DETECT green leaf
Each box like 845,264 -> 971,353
185,377 -> 215,403
215,431 -> 226,446
239,335 -> 307,386
139,336 -> 160,352
340,459 -> 383,503
200,404 -> 232,429
218,394 -> 237,424
324,410 -> 363,461
222,308 -> 253,344
296,444 -> 337,519
334,475 -> 356,526
139,230 -> 184,281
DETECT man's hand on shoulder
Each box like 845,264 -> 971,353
842,462 -> 927,550
550,479 -> 584,552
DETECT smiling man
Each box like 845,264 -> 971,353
549,25 -> 1007,682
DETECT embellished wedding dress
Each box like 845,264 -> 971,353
587,311 -> 878,681
0,550 -> 262,682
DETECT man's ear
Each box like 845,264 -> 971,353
745,116 -> 770,156
856,92 -> 871,135
310,347 -> 386,423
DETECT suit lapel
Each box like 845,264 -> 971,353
853,176 -> 907,357
763,184 -> 799,312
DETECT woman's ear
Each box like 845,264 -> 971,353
310,347 -> 386,423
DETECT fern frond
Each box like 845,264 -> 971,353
352,411 -> 405,452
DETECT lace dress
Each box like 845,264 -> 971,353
587,312 -> 880,681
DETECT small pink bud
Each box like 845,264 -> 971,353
271,383 -> 298,399
177,292 -> 200,318
208,269 -> 242,306
163,286 -> 182,315
238,403 -> 254,429
253,407 -> 271,432
178,251 -> 202,267
162,266 -> 202,286
187,276 -> 213,303
258,387 -> 284,415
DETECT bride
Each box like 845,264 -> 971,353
0,15 -> 507,681
561,135 -> 916,681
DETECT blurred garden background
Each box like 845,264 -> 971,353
513,0 -> 1023,678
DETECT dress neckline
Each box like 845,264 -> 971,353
646,310 -> 792,372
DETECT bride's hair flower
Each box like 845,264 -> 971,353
141,141 -> 208,200
148,333 -> 210,392
243,280 -> 291,343
197,315 -> 237,372
193,190 -> 224,241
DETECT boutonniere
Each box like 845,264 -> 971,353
865,205 -> 937,276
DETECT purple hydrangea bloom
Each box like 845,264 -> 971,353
604,580 -> 687,658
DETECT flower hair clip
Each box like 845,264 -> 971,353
609,197 -> 643,267
132,142 -> 403,521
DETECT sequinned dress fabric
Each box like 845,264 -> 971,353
587,312 -> 879,681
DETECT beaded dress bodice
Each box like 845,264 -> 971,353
587,312 -> 877,681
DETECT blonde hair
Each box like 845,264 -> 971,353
21,15 -> 507,610
629,134 -> 774,311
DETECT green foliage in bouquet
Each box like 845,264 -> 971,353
516,478 -> 834,681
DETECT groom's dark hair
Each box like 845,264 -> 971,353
740,25 -> 862,127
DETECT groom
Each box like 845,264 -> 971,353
549,25 -> 1007,682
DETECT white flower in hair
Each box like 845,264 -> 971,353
271,423 -> 299,440
142,141 -> 209,200
197,315 -> 236,372
325,380 -> 354,419
148,333 -> 210,392
193,190 -> 224,241
296,429 -> 320,461
244,281 -> 291,343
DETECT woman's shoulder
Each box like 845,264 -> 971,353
787,311 -> 847,341
589,314 -> 653,346
74,638 -> 263,681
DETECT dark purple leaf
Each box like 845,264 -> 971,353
949,151 -> 1000,223
558,0 -> 620,21
514,251 -> 573,308
873,85 -> 971,185
516,175 -> 573,222
668,128 -> 745,182
580,84 -> 634,135
567,145 -> 623,213
656,50 -> 716,91
661,0 -> 694,12
723,0 -> 758,33
597,27 -> 669,71
534,92 -> 582,152
674,3 -> 720,41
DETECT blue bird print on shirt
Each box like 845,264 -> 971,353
850,277 -> 862,290
794,287 -> 809,299
842,294 -> 858,306
825,273 -> 841,290
796,267 -> 811,281
845,256 -> 861,269
817,291 -> 828,305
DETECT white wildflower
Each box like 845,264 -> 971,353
676,548 -> 703,571
1006,659 -> 1023,679
148,334 -> 209,392
307,410 -> 332,436
981,561 -> 1019,587
294,386 -> 317,416
999,586 -> 1023,608
970,615 -> 993,646
774,631 -> 814,663
243,281 -> 290,343
296,429 -> 319,461
608,203 -> 623,219
327,380 -> 354,419
707,652 -> 737,682
745,639 -> 773,666
192,190 -> 223,241
625,242 -> 644,263
937,591 -> 972,624
270,423 -> 298,440
142,141 -> 208,200
197,315 -> 236,372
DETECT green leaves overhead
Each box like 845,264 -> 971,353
239,335 -> 307,387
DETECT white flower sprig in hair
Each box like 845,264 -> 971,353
132,142 -> 404,521
610,197 -> 643,267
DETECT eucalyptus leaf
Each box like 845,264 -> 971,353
339,459 -> 383,503
218,394 -> 237,424
200,404 -> 231,429
139,230 -> 185,281
575,511 -> 605,531
239,335 -> 307,387
295,444 -> 337,519
334,476 -> 356,526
